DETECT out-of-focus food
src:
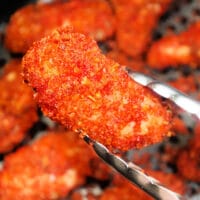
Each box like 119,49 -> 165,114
110,0 -> 172,57
145,170 -> 186,195
172,116 -> 190,135
147,22 -> 200,69
4,0 -> 115,53
0,59 -> 38,153
71,170 -> 185,200
0,130 -> 94,200
106,48 -> 149,73
100,176 -> 153,200
176,122 -> 200,182
22,27 -> 172,151
168,75 -> 198,95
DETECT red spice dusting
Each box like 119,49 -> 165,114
22,27 -> 172,151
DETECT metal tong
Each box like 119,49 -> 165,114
84,67 -> 200,200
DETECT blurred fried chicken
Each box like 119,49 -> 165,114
0,59 -> 38,153
5,0 -> 115,53
0,130 -> 93,200
147,22 -> 200,69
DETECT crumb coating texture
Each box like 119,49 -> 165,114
110,0 -> 172,57
22,28 -> 172,151
147,22 -> 200,69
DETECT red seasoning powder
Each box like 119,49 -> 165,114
22,27 -> 172,151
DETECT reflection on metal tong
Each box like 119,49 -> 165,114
83,67 -> 200,200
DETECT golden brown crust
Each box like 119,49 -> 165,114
176,123 -> 200,182
145,170 -> 186,195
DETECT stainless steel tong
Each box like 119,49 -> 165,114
83,67 -> 200,200
84,135 -> 184,200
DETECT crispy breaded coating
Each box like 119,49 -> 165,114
22,27 -> 172,151
147,22 -> 200,69
177,149 -> 200,182
110,0 -> 172,57
0,130 -> 93,200
5,0 -> 115,53
0,59 -> 38,153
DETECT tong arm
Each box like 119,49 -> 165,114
84,135 -> 185,200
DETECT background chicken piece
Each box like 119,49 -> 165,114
100,176 -> 153,200
106,48 -> 149,74
145,170 -> 186,195
168,75 -> 198,95
176,122 -> 200,182
22,27 -> 172,151
4,0 -> 115,53
0,59 -> 38,153
110,0 -> 172,58
147,21 -> 200,69
0,130 -> 94,200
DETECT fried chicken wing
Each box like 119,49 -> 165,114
110,0 -> 172,57
22,27 -> 172,151
5,0 -> 115,53
0,59 -> 38,153
147,22 -> 200,69
0,130 -> 93,200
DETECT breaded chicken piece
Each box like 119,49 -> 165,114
0,59 -> 38,153
0,130 -> 93,200
176,123 -> 200,182
22,27 -> 172,151
110,0 -> 172,57
5,0 -> 115,53
145,170 -> 186,195
147,22 -> 200,69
